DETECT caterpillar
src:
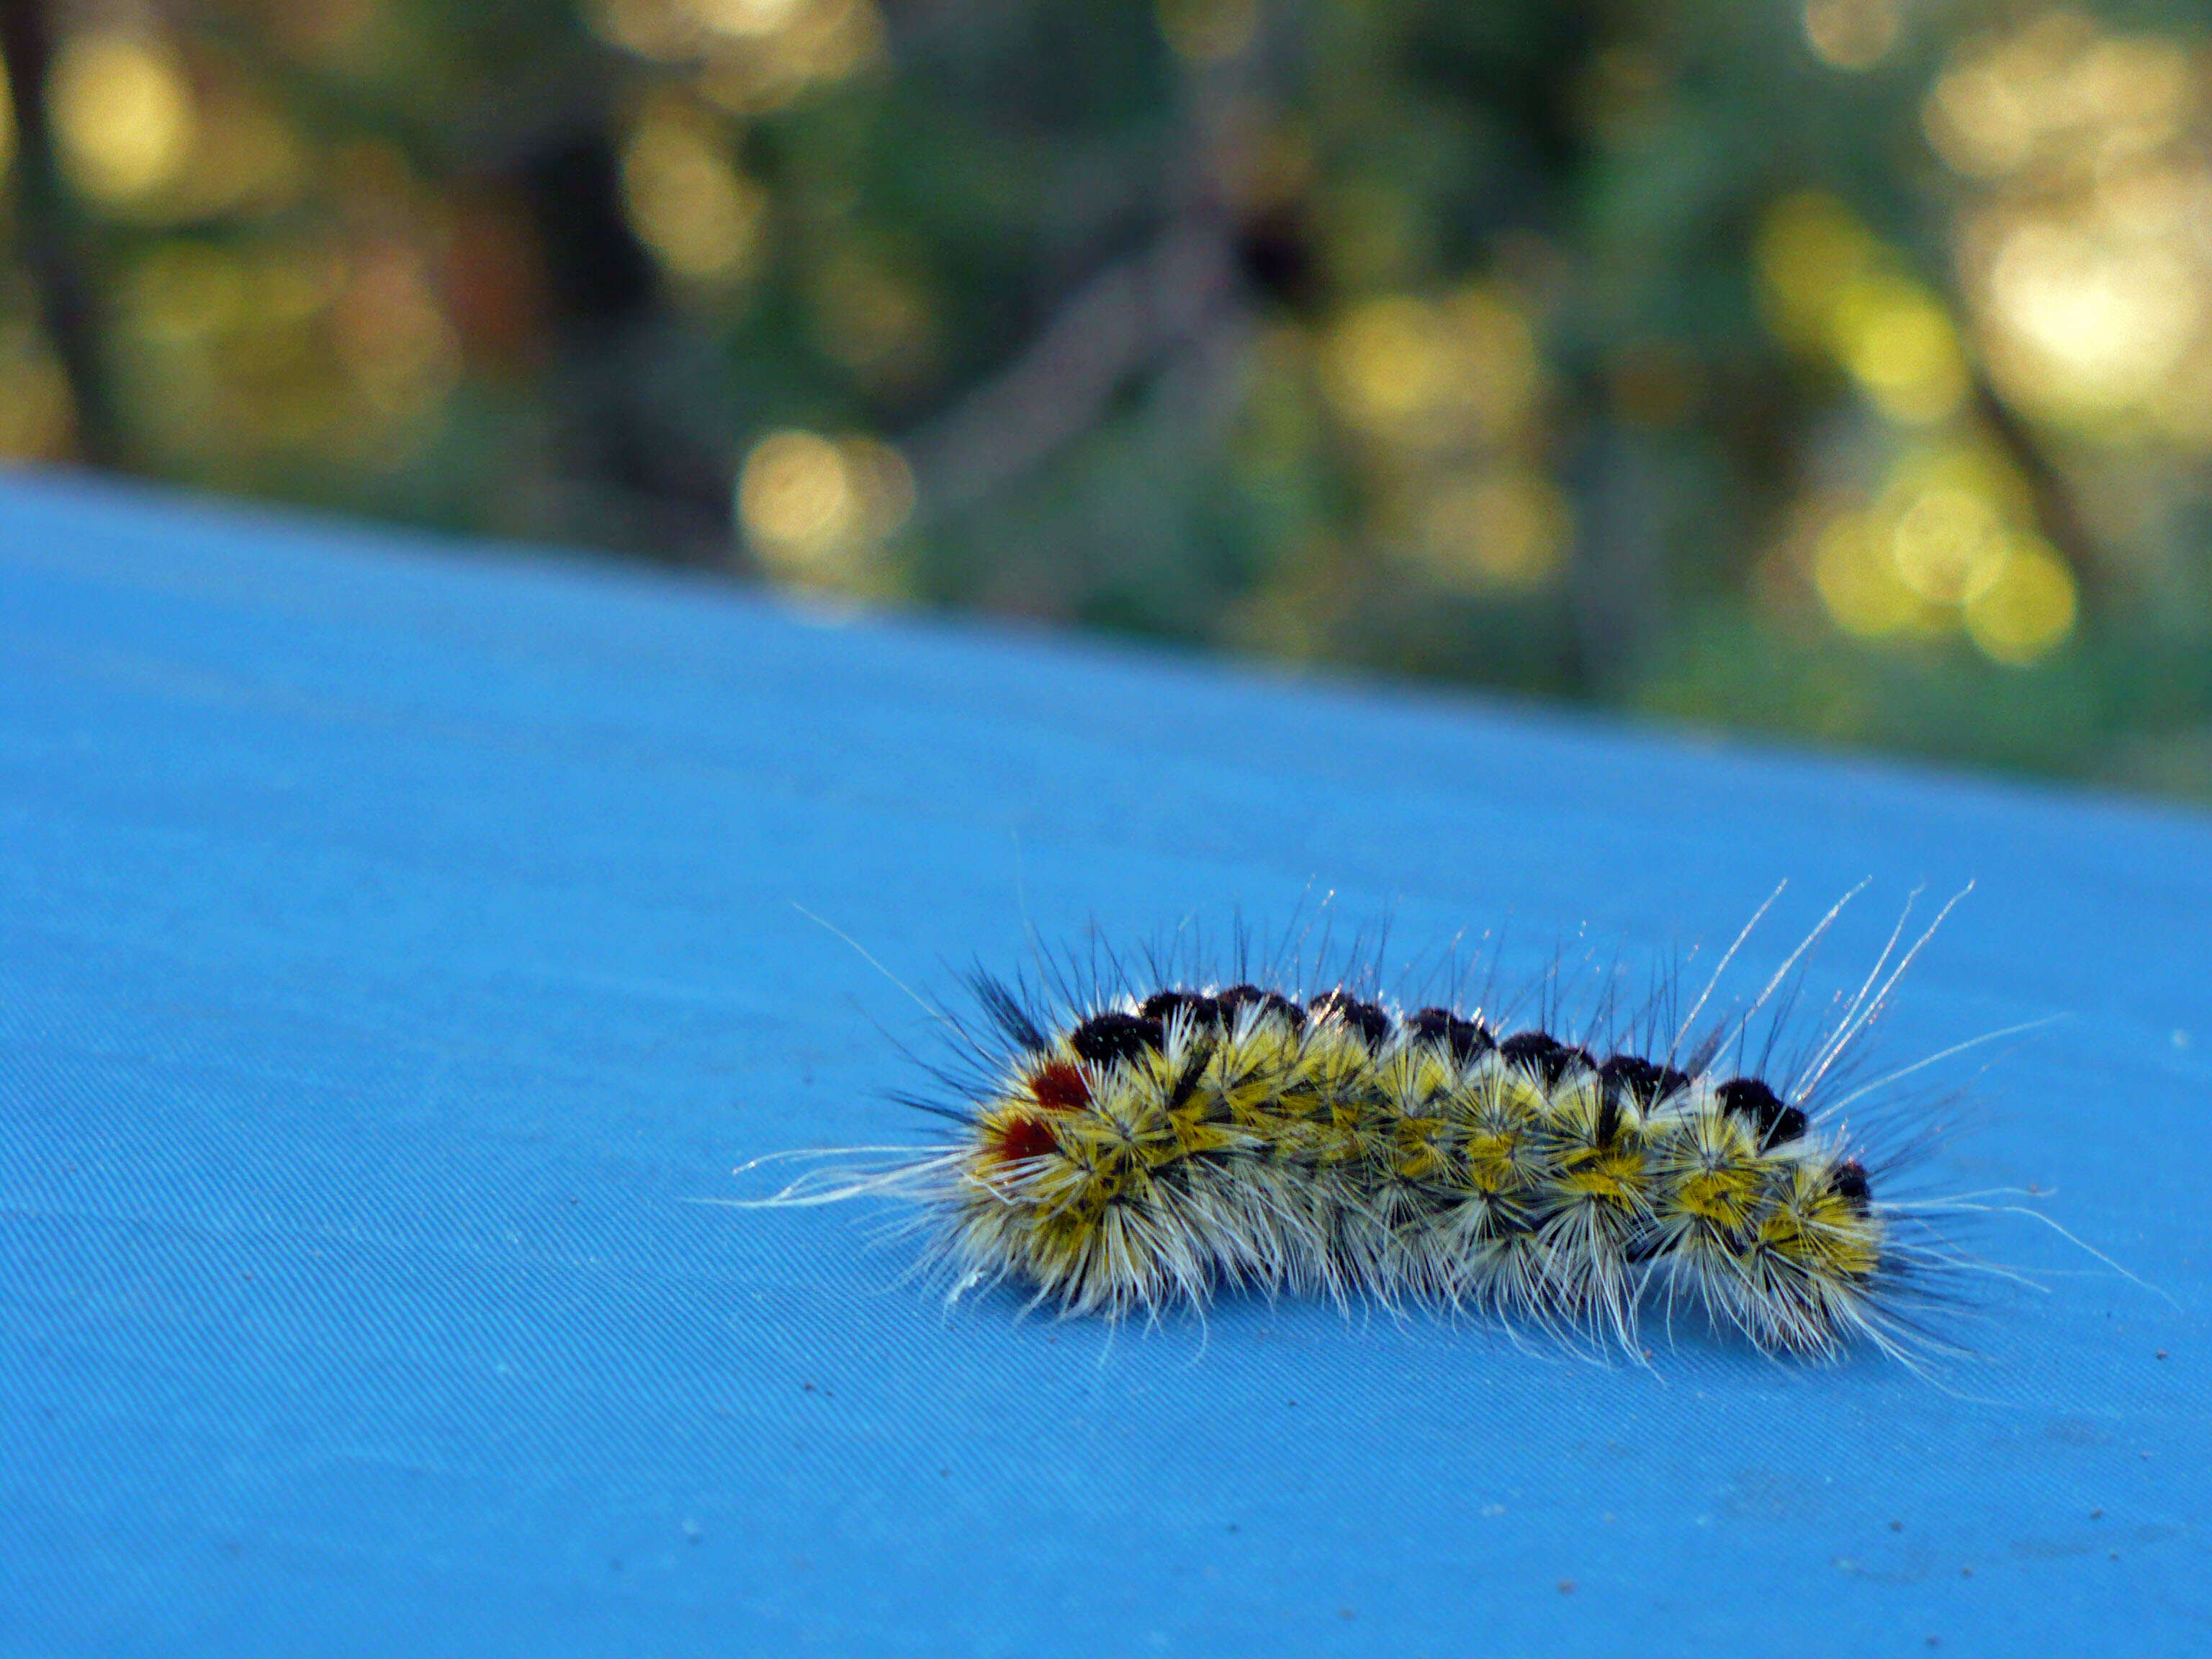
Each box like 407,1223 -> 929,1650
743,894 -> 1984,1362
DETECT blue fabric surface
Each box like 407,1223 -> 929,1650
2,472 -> 2206,1657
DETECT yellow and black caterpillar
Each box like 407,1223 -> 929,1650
932,982 -> 1887,1355
739,897 -> 1995,1361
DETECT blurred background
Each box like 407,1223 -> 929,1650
2,0 -> 2209,801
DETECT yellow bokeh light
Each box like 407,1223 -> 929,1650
1887,485 -> 2010,604
1802,0 -> 1900,73
1411,467 -> 1572,594
1807,439 -> 2076,658
695,0 -> 812,39
1932,14 -> 2211,446
1758,194 -> 1974,426
51,31 -> 197,204
1983,216 -> 2203,417
586,0 -> 696,59
1325,286 -> 1540,449
1329,296 -> 1447,423
594,0 -> 883,108
1812,511 -> 1926,639
1925,14 -> 2195,181
1881,441 -> 2033,521
1923,58 -> 2039,180
738,429 -> 915,588
743,430 -> 850,548
1754,192 -> 1877,350
620,101 -> 769,286
1831,274 -> 1971,424
111,230 -> 462,469
1963,538 -> 2076,665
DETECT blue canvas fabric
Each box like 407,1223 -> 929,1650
1,472 -> 2206,1657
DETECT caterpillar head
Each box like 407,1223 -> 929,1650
954,1023 -> 1192,1310
961,1017 -> 1174,1221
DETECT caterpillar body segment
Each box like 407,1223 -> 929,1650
944,984 -> 1887,1355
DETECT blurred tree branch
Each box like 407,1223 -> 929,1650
1971,374 -> 2098,591
903,217 -> 1238,514
2,0 -> 120,464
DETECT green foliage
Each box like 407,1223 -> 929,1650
4,0 -> 2209,800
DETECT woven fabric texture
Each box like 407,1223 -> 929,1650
3,475 -> 2206,1656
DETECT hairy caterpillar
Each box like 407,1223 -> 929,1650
742,893 -> 1993,1362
